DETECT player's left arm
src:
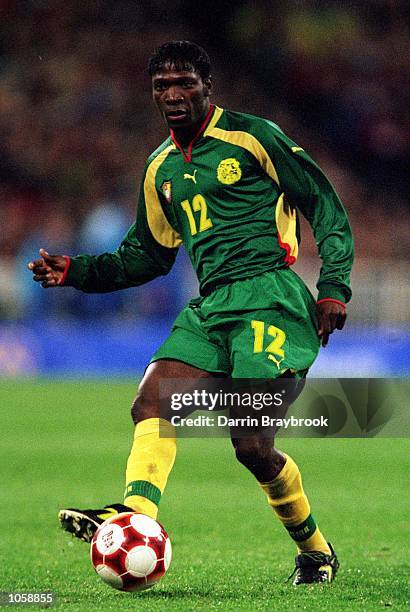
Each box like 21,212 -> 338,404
260,125 -> 354,346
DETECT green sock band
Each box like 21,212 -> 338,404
124,480 -> 161,506
286,514 -> 317,541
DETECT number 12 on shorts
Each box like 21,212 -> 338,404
251,320 -> 286,369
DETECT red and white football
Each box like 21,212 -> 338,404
90,512 -> 172,592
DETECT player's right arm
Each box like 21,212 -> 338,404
28,167 -> 180,292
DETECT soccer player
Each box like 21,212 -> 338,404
28,41 -> 353,585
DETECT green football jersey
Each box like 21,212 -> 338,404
65,105 -> 353,303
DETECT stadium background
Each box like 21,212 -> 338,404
0,0 -> 408,376
0,2 -> 409,609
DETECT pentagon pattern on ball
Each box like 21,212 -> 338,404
90,512 -> 172,592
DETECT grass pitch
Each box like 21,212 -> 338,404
1,379 -> 409,610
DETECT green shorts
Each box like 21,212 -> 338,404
151,268 -> 320,379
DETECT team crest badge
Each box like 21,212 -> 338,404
161,180 -> 172,204
217,158 -> 242,185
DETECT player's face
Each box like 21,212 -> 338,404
152,65 -> 211,132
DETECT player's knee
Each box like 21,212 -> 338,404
130,390 -> 159,425
234,438 -> 270,470
233,437 -> 285,480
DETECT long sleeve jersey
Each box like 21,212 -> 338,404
65,105 -> 354,303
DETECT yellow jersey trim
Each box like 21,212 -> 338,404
144,144 -> 182,249
204,105 -> 224,136
206,122 -> 280,187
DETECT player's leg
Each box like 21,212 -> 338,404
227,365 -> 339,584
229,375 -> 331,556
124,358 -> 213,518
231,430 -> 328,548
59,359 -> 213,541
59,359 -> 211,542
231,428 -> 338,584
59,300 -> 229,541
124,299 -> 230,517
215,270 -> 338,582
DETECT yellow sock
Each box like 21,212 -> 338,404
124,418 -> 176,520
260,453 -> 330,554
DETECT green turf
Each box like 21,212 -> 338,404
0,380 -> 409,610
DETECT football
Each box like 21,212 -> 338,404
90,512 -> 172,592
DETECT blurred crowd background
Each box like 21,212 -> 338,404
0,0 -> 408,375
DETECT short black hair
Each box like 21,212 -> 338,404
148,41 -> 211,80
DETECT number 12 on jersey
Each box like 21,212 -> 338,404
181,195 -> 213,236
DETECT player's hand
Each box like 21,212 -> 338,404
27,248 -> 68,288
317,300 -> 346,347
